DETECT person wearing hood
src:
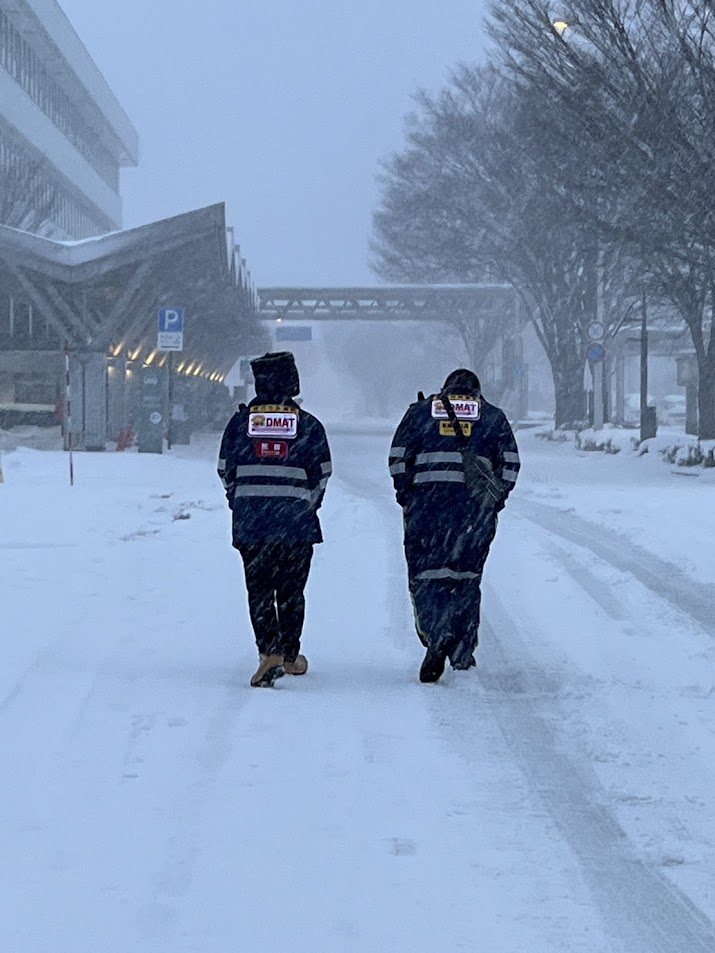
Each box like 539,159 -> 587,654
389,368 -> 520,683
218,352 -> 331,687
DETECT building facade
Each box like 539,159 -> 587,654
0,0 -> 138,238
0,4 -> 262,446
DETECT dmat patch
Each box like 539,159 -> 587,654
248,407 -> 298,439
431,395 -> 481,421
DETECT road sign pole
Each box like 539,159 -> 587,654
167,352 -> 174,450
64,340 -> 74,485
593,360 -> 604,430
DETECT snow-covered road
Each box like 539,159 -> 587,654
0,428 -> 713,952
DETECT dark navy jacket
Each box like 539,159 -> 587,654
388,394 -> 520,576
218,398 -> 331,546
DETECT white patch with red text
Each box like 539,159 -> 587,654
431,396 -> 481,420
248,412 -> 298,439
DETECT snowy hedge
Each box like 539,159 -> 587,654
575,427 -> 639,454
633,432 -> 714,468
567,427 -> 715,468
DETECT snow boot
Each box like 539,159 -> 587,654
250,654 -> 285,688
283,654 -> 308,676
419,645 -> 447,683
451,654 -> 476,671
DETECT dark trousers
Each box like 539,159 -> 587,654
238,543 -> 314,661
409,572 -> 484,667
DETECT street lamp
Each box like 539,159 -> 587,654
553,20 -> 570,36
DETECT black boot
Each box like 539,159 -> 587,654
419,645 -> 447,683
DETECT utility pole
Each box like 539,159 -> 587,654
593,260 -> 604,430
639,282 -> 656,441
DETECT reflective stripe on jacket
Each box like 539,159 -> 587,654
218,400 -> 331,545
388,394 -> 520,574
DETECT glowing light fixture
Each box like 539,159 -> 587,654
553,19 -> 569,35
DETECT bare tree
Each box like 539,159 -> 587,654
488,0 -> 715,437
372,65 -> 635,427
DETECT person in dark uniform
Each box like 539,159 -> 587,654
389,368 -> 520,682
218,352 -> 332,687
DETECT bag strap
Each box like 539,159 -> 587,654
440,392 -> 503,504
440,391 -> 469,443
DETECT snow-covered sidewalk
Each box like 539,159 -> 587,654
0,430 -> 713,952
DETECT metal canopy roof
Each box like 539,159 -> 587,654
0,204 -> 262,378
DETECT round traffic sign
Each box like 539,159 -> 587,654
587,321 -> 605,341
586,342 -> 606,363
150,411 -> 162,425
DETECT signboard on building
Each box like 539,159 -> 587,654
235,357 -> 256,386
138,366 -> 167,453
275,325 -> 312,342
157,308 -> 185,351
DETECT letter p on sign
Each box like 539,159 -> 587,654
159,308 -> 184,333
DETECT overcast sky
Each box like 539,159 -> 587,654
59,1 -> 489,286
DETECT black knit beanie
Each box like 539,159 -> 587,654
442,368 -> 481,395
250,351 -> 300,400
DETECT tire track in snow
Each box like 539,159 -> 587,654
543,538 -> 628,620
473,589 -> 715,953
515,499 -> 715,635
335,432 -> 715,949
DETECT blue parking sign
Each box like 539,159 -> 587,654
158,308 -> 184,333
157,307 -> 185,352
